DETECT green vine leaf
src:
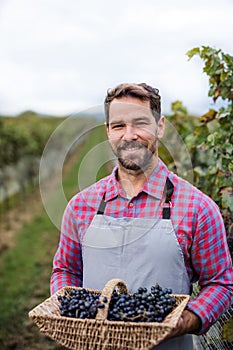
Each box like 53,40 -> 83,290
186,45 -> 233,238
186,47 -> 200,60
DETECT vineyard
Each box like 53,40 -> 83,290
0,111 -> 95,226
0,46 -> 232,349
0,115 -> 109,349
0,112 -> 65,212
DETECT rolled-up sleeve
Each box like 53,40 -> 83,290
186,198 -> 233,334
50,200 -> 83,294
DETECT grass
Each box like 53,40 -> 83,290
0,125 -> 109,350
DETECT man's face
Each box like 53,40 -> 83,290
106,96 -> 165,172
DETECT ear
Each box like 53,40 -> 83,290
105,121 -> 109,135
157,115 -> 165,139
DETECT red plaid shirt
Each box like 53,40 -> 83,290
51,159 -> 233,334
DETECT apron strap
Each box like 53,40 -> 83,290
97,178 -> 174,219
97,193 -> 107,215
162,178 -> 174,219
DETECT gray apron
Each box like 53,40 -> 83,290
82,178 -> 193,349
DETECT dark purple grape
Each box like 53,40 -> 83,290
57,283 -> 176,323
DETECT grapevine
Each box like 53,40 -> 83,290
187,46 -> 233,258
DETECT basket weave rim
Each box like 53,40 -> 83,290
29,279 -> 189,328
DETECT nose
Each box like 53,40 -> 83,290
122,125 -> 138,141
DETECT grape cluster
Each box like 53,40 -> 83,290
57,289 -> 105,319
57,284 -> 176,323
108,284 -> 176,322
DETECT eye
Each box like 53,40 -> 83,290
134,121 -> 149,126
111,124 -> 124,129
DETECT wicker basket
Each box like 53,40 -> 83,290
29,279 -> 189,350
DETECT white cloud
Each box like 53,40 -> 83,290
0,0 -> 232,116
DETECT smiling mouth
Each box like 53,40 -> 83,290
118,142 -> 146,152
116,141 -> 147,156
123,147 -> 141,151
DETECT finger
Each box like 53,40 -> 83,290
176,315 -> 184,328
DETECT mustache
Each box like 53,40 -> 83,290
117,141 -> 146,151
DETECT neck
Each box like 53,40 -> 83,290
117,157 -> 158,198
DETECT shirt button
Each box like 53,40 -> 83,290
129,203 -> 134,207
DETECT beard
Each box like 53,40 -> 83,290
111,140 -> 156,171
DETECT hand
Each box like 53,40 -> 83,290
167,310 -> 201,338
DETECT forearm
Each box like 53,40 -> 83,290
188,199 -> 233,333
186,284 -> 233,334
50,226 -> 83,295
168,309 -> 201,339
168,283 -> 233,339
50,268 -> 82,295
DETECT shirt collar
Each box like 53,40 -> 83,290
105,158 -> 169,201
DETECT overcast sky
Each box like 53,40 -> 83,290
0,0 -> 232,117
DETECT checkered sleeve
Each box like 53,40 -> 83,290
186,196 -> 233,334
50,199 -> 83,295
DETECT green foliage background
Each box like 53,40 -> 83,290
0,111 -> 66,167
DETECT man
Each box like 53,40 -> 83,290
50,83 -> 233,349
